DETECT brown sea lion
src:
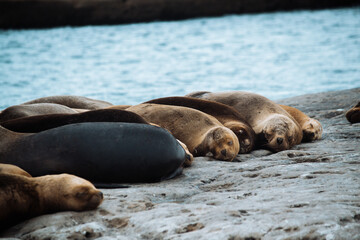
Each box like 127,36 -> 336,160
127,103 -> 240,161
22,95 -> 113,110
279,105 -> 322,142
345,102 -> 360,123
0,103 -> 78,123
0,163 -> 31,177
144,96 -> 256,153
186,91 -> 302,152
1,109 -> 148,133
106,105 -> 132,110
0,171 -> 103,230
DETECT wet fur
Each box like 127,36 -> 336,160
145,96 -> 256,153
186,91 -> 302,152
127,104 -> 239,161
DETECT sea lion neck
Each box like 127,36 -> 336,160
0,126 -> 30,153
34,175 -> 64,212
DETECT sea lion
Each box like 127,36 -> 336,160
0,122 -> 186,183
126,103 -> 240,161
0,170 -> 103,230
0,103 -> 78,122
345,102 -> 360,123
0,163 -> 31,177
145,96 -> 256,153
22,95 -> 113,110
279,105 -> 322,142
0,109 -> 193,166
186,91 -> 302,152
1,109 -> 149,133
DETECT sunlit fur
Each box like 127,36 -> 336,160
255,114 -> 302,152
0,172 -> 103,229
195,127 -> 239,161
0,163 -> 32,177
279,104 -> 322,142
127,104 -> 239,161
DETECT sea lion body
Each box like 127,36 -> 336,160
106,105 -> 132,110
279,105 -> 322,142
1,109 -> 149,133
186,91 -> 302,152
346,102 -> 360,123
0,103 -> 78,122
0,123 -> 186,183
145,96 -> 256,153
127,104 -> 239,161
0,172 -> 103,230
22,95 -> 113,110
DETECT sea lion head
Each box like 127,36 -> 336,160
43,174 -> 104,212
201,127 -> 239,161
257,114 -> 300,152
223,121 -> 256,154
302,118 -> 322,142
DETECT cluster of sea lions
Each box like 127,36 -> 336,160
0,90 -> 338,230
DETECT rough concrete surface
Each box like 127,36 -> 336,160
1,88 -> 359,239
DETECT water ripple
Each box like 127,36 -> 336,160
0,7 -> 360,109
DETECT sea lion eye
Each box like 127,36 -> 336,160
228,140 -> 233,146
75,191 -> 89,199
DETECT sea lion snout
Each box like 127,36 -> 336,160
84,191 -> 104,210
98,191 -> 104,199
277,137 -> 283,145
221,149 -> 227,156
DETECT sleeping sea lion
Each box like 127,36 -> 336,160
0,170 -> 103,230
345,101 -> 360,123
106,105 -> 132,110
0,109 -> 193,166
0,103 -> 78,122
144,96 -> 256,153
1,109 -> 148,133
186,91 -> 302,152
126,103 -> 240,161
22,95 -> 113,110
0,122 -> 186,183
279,105 -> 322,142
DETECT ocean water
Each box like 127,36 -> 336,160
0,7 -> 359,109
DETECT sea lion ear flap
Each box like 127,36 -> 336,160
212,127 -> 223,141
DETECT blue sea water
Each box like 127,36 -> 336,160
0,7 -> 359,109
